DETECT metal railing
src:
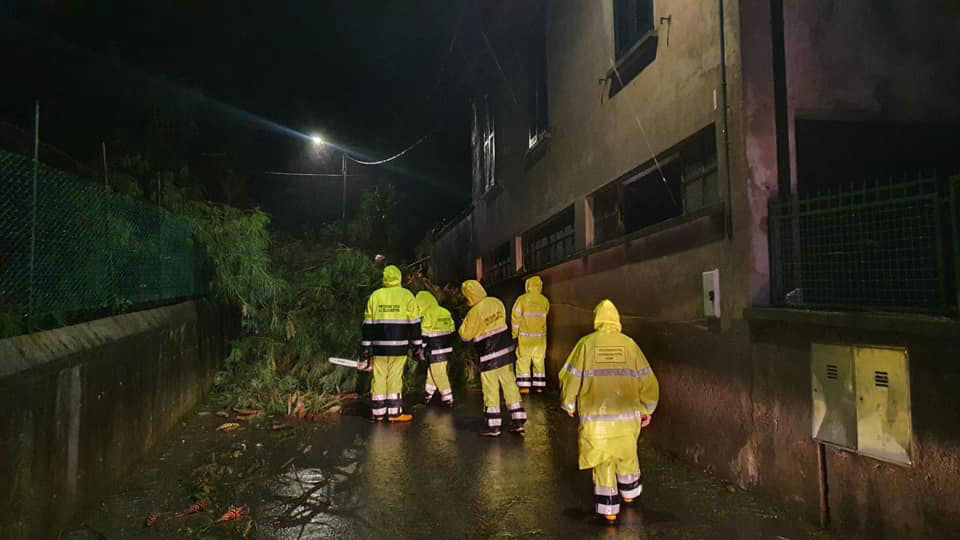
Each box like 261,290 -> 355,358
769,174 -> 958,314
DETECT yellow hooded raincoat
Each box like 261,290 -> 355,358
511,275 -> 550,390
416,290 -> 456,404
558,300 -> 659,516
362,265 -> 422,419
459,280 -> 526,431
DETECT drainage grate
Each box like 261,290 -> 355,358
826,364 -> 839,380
875,371 -> 890,388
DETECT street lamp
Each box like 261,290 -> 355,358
308,134 -> 349,237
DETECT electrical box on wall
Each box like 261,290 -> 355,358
702,269 -> 720,318
811,344 -> 857,450
810,344 -> 913,466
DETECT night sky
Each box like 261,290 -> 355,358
2,0 -> 475,247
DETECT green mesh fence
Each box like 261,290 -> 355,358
0,149 -> 208,335
769,174 -> 958,314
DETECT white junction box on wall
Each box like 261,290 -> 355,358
702,269 -> 720,318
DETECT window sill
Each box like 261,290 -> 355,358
607,31 -> 659,98
525,132 -> 550,169
516,202 -> 726,278
744,307 -> 960,338
480,184 -> 503,203
587,201 -> 726,256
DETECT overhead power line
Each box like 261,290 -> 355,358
344,132 -> 434,166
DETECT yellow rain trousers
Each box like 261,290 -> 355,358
511,275 -> 550,390
416,291 -> 456,405
362,265 -> 422,420
559,300 -> 659,517
459,280 -> 526,431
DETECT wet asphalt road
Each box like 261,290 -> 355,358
73,390 -> 832,539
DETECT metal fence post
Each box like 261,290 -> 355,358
952,175 -> 960,312
28,100 -> 39,330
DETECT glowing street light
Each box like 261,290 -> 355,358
307,133 -> 349,237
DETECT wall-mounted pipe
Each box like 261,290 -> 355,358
718,0 -> 733,239
817,441 -> 831,529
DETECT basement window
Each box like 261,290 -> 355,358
523,206 -> 575,270
589,124 -> 719,243
623,157 -> 683,233
482,242 -> 512,285
590,181 -> 623,245
681,127 -> 720,212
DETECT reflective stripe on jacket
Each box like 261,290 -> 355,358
362,266 -> 422,357
416,290 -> 456,364
511,275 -> 550,356
459,280 -> 516,372
558,300 -> 659,440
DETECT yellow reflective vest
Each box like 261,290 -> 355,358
511,275 -> 550,355
416,291 -> 455,364
458,280 -> 516,372
362,265 -> 422,357
559,300 -> 659,440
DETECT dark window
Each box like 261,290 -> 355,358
482,242 -> 512,285
591,181 -> 623,245
681,127 -> 719,212
472,95 -> 496,194
795,119 -> 960,195
614,0 -> 654,59
590,125 -> 719,240
527,3 -> 549,150
524,207 -> 575,270
623,158 -> 683,233
609,0 -> 658,97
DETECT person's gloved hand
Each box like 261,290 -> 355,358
416,345 -> 427,363
641,414 -> 652,428
358,347 -> 372,370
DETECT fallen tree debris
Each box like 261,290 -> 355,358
143,511 -> 160,528
216,505 -> 250,523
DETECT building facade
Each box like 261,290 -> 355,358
431,1 -> 960,536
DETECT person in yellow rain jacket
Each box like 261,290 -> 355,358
559,299 -> 659,523
511,275 -> 550,394
361,265 -> 423,422
416,290 -> 456,407
459,280 -> 526,436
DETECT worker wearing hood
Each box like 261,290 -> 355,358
558,300 -> 659,523
511,275 -> 550,393
459,280 -> 526,436
416,290 -> 456,406
361,265 -> 423,422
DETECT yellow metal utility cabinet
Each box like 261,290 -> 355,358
811,344 -> 912,465
811,344 -> 857,450
855,346 -> 912,465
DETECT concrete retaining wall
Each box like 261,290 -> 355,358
0,299 -> 233,539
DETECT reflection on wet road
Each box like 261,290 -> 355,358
74,391 -> 832,539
